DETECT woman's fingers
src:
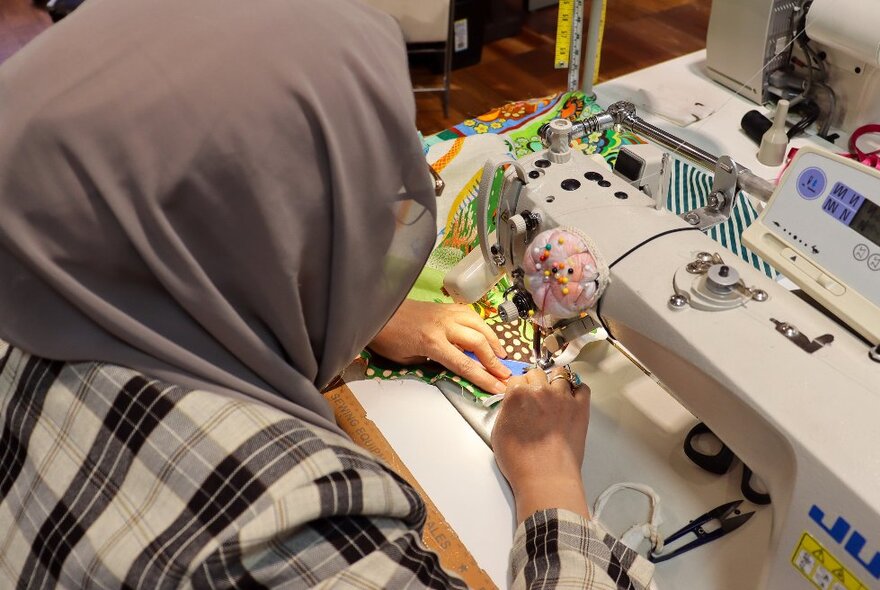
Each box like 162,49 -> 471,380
546,366 -> 575,396
523,367 -> 548,386
447,325 -> 511,381
456,310 -> 508,359
431,341 -> 507,394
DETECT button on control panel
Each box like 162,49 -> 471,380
796,167 -> 826,200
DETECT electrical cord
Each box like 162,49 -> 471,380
779,0 -> 836,139
813,82 -> 837,137
788,99 -> 820,138
741,99 -> 818,144
792,2 -> 815,101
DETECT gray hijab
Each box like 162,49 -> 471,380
0,0 -> 436,435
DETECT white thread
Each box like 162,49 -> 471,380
593,482 -> 664,553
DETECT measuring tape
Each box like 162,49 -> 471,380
554,0 -> 574,69
567,0 -> 585,92
555,0 -> 606,92
325,384 -> 497,590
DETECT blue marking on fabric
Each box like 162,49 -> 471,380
464,351 -> 531,375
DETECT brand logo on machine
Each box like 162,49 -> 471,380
809,505 -> 880,580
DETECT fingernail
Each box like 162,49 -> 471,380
494,381 -> 506,393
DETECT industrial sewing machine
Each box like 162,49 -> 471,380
442,101 -> 880,589
707,0 -> 880,136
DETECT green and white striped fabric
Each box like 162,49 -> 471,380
669,159 -> 778,278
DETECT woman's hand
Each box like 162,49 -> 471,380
491,367 -> 592,523
369,300 -> 512,394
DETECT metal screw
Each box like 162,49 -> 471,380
490,244 -> 506,266
707,191 -> 726,210
781,323 -> 800,338
686,262 -> 705,274
751,289 -> 768,302
685,212 -> 701,225
696,252 -> 714,263
537,357 -> 555,370
669,294 -> 688,309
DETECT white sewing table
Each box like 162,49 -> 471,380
345,50 -> 841,589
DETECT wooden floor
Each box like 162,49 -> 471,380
415,0 -> 711,134
0,0 -> 710,135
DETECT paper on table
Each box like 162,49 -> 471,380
347,378 -> 516,587
628,80 -> 729,127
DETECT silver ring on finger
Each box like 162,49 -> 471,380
548,374 -> 570,386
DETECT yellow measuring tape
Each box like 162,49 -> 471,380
554,0 -> 574,69
555,0 -> 607,90
326,384 -> 498,590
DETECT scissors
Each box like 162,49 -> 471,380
648,500 -> 755,563
684,422 -> 771,505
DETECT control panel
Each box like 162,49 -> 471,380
743,146 -> 880,343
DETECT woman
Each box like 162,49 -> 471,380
0,0 -> 654,587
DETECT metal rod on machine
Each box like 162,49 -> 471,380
541,101 -> 776,202
626,117 -> 720,171
610,103 -> 776,202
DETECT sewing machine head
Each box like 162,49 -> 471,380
443,105 -> 880,588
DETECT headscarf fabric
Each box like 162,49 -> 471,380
0,0 -> 436,435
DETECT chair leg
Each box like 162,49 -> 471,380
443,6 -> 454,118
443,48 -> 451,118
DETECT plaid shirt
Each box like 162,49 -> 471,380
0,340 -> 652,589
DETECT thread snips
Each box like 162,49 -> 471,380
648,500 -> 754,563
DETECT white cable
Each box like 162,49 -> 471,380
593,482 -> 665,553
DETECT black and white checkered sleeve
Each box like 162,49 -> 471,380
0,346 -> 465,589
510,509 -> 655,590
188,443 -> 468,589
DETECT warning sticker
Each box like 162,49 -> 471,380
791,532 -> 869,590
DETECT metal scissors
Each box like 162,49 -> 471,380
648,500 -> 755,563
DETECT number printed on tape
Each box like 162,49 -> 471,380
554,0 -> 574,69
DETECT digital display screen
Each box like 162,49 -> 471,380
821,182 -> 880,246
